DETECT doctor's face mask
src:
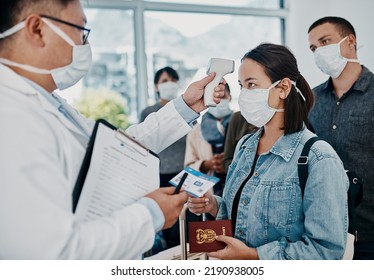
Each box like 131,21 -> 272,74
0,17 -> 92,90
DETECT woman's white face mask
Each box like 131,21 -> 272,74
239,79 -> 306,127
0,18 -> 92,90
238,80 -> 284,127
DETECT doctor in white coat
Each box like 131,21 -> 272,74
0,0 -> 225,259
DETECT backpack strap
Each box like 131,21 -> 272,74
298,137 -> 321,198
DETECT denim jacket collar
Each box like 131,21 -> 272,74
241,127 -> 305,163
270,129 -> 304,162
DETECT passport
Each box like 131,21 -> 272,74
188,220 -> 233,253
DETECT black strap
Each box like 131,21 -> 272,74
298,137 -> 364,236
231,154 -> 259,231
298,137 -> 321,198
346,171 -> 364,235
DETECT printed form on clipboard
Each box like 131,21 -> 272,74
73,119 -> 160,222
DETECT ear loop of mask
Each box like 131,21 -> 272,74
273,79 -> 306,102
0,18 -> 75,74
0,20 -> 51,73
0,57 -> 51,74
290,81 -> 306,102
41,18 -> 76,46
0,21 -> 25,38
0,18 -> 75,47
339,36 -> 360,64
267,80 -> 285,112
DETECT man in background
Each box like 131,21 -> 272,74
308,16 -> 374,259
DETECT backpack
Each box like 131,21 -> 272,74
298,137 -> 363,260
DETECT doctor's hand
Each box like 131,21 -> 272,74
146,187 -> 188,229
207,235 -> 259,260
187,190 -> 218,217
182,73 -> 226,113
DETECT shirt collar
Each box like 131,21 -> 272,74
321,78 -> 333,92
352,65 -> 373,93
22,76 -> 91,139
321,65 -> 373,94
23,77 -> 61,108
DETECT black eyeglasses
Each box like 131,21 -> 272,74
40,14 -> 91,44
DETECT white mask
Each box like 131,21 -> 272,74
0,18 -> 92,90
208,99 -> 232,119
238,80 -> 284,127
158,81 -> 179,100
314,36 -> 360,79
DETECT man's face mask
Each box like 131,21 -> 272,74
313,36 -> 360,79
0,17 -> 92,90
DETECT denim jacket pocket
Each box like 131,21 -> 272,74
254,179 -> 301,228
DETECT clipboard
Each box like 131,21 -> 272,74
72,119 -> 159,219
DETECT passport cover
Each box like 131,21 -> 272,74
188,220 -> 233,253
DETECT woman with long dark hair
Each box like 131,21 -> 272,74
188,43 -> 349,260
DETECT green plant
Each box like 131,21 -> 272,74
75,87 -> 130,129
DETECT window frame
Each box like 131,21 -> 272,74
81,0 -> 288,118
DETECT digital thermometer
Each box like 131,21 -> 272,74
204,58 -> 235,107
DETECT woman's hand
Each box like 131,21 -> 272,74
187,190 -> 218,216
208,235 -> 259,260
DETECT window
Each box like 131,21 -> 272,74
146,0 -> 281,9
84,9 -> 137,122
62,0 -> 286,125
145,11 -> 281,108
60,9 -> 138,124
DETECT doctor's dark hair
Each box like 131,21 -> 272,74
308,16 -> 356,38
241,43 -> 314,134
0,0 -> 75,35
154,66 -> 179,85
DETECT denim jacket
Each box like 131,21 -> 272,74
216,127 -> 349,259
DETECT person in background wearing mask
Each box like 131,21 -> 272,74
308,16 -> 374,260
0,0 -> 225,259
187,43 -> 349,260
140,66 -> 187,253
140,66 -> 186,187
185,83 -> 233,196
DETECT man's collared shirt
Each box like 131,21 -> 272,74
309,65 -> 374,243
23,78 -> 91,139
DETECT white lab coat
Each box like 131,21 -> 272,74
0,64 -> 192,259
